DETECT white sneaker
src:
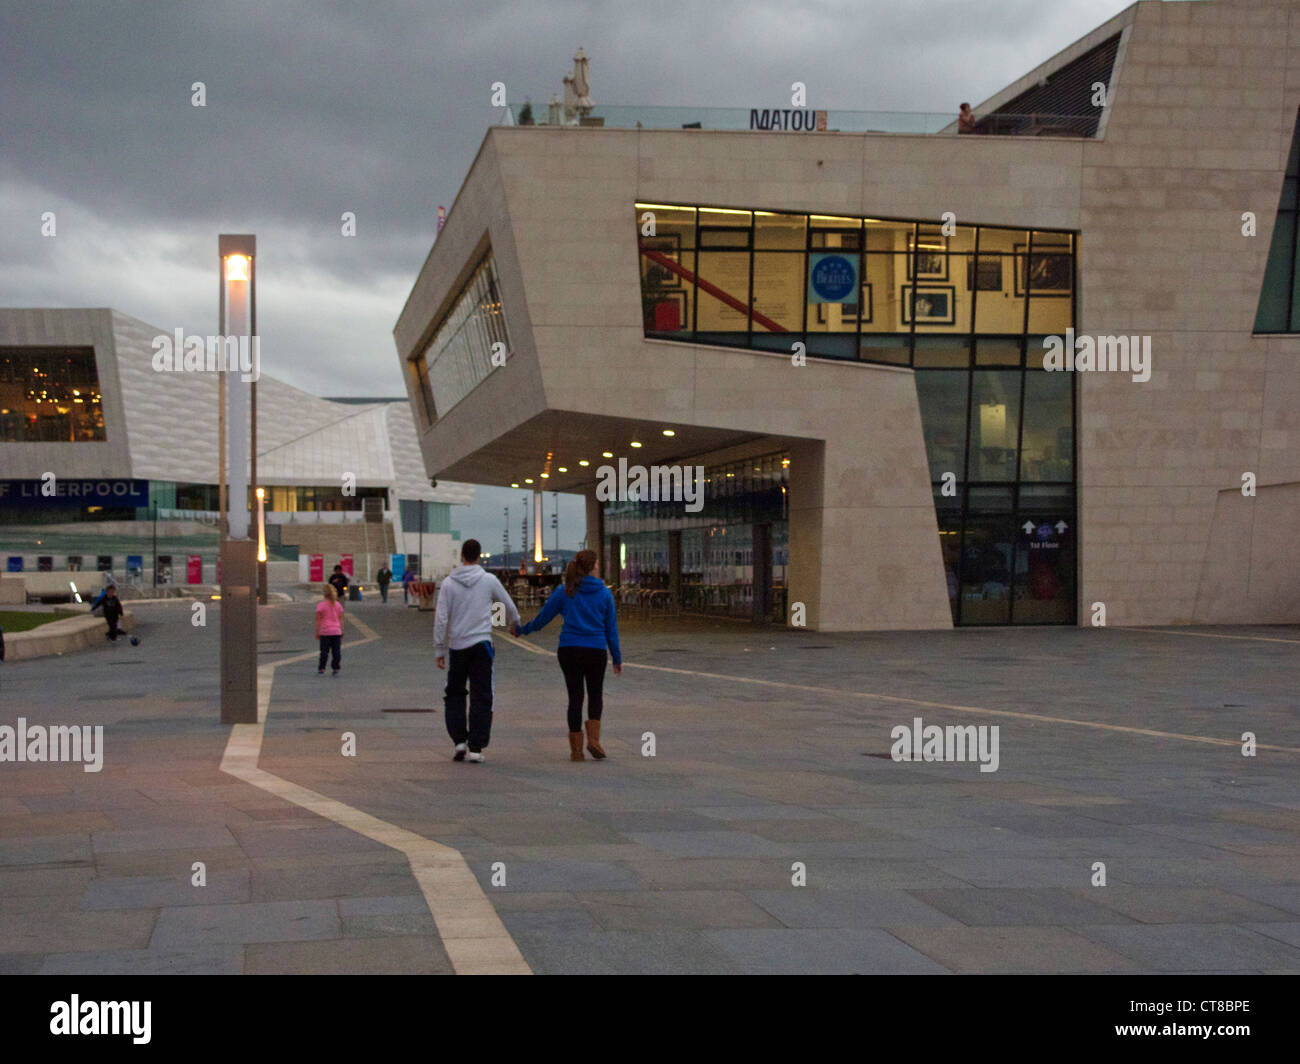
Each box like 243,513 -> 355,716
467,751 -> 485,764
453,743 -> 467,762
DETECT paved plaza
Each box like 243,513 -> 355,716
1,599 -> 1298,974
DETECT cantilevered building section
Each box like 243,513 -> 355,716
395,0 -> 1300,631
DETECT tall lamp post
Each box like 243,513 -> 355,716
219,234 -> 258,725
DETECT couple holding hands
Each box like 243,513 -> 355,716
434,540 -> 621,764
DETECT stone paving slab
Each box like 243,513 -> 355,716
748,888 -> 966,928
39,946 -> 244,975
149,900 -> 342,948
243,936 -> 452,975
889,926 -> 1141,973
707,928 -> 950,974
1077,923 -> 1300,972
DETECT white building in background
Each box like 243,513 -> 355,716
0,307 -> 474,582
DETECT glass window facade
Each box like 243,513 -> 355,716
637,205 -> 1075,367
0,347 -> 105,442
412,254 -> 510,420
605,452 -> 789,620
1254,107 -> 1300,334
637,204 -> 1077,626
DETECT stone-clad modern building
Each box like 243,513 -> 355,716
395,0 -> 1300,630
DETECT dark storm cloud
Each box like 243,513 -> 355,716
1,0 -> 1131,397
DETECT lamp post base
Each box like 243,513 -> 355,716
220,538 -> 259,724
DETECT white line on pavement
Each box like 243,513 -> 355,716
220,609 -> 531,975
499,634 -> 1300,755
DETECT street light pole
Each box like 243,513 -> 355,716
218,233 -> 258,725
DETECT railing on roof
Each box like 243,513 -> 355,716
500,104 -> 1101,137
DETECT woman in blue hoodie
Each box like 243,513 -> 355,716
514,549 -> 621,761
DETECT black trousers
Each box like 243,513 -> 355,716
557,646 -> 606,732
379,583 -> 389,602
105,617 -> 120,641
445,641 -> 494,751
318,634 -> 341,671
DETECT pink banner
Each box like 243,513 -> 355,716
186,555 -> 202,584
340,553 -> 354,577
309,554 -> 324,582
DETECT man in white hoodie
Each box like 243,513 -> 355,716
434,539 -> 521,763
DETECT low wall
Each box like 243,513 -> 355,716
2,610 -> 134,662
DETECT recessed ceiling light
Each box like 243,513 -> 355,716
525,478 -> 533,484
578,460 -> 590,467
630,441 -> 643,448
511,483 -> 519,488
540,473 -> 549,479
557,466 -> 567,473
601,451 -> 613,458
662,429 -> 675,436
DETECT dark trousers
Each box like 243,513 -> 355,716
318,634 -> 341,671
445,641 -> 494,751
379,583 -> 389,602
557,646 -> 607,732
105,618 -> 119,641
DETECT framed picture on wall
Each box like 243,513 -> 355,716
908,230 -> 949,281
1014,243 -> 1072,297
644,289 -> 688,332
845,282 -> 873,323
901,285 -> 957,325
967,255 -> 1003,292
641,234 -> 682,288
815,284 -> 873,325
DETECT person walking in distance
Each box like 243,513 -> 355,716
376,563 -> 393,604
316,583 -> 344,676
513,549 -> 621,761
328,564 -> 350,601
434,539 -> 520,764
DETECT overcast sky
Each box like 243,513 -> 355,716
0,0 -> 1132,547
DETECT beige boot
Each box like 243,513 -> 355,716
585,719 -> 606,760
569,732 -> 585,761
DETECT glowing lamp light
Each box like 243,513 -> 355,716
224,254 -> 250,281
578,460 -> 589,467
662,429 -> 675,436
256,487 -> 267,563
630,441 -> 642,448
601,451 -> 613,458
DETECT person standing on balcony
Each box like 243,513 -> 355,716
512,549 -> 622,762
958,102 -> 976,134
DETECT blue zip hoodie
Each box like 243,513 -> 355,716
517,575 -> 622,665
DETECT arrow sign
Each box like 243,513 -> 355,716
1022,521 -> 1036,535
1055,520 -> 1068,534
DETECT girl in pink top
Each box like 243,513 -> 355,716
315,584 -> 345,676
